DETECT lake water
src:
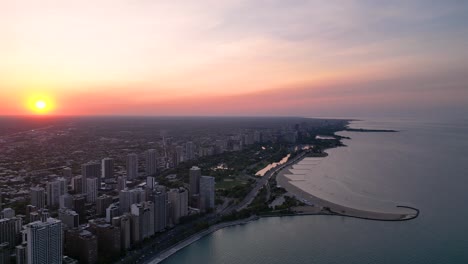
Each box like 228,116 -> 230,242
162,118 -> 468,264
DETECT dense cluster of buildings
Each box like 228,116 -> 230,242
0,158 -> 215,263
0,118 -> 318,263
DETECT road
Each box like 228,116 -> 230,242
123,150 -> 309,264
235,150 -> 308,211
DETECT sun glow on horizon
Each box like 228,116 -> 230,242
27,95 -> 55,115
35,100 -> 46,109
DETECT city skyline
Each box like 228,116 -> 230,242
1,0 -> 468,118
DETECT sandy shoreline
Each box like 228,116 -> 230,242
146,149 -> 419,263
276,159 -> 418,221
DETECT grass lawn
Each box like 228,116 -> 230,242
216,177 -> 249,189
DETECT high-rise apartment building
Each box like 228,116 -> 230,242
117,176 -> 127,191
82,162 -> 101,191
65,228 -> 98,264
0,217 -> 21,249
200,176 -> 215,212
145,149 -> 158,176
0,242 -> 9,264
30,187 -> 45,209
59,209 -> 80,228
189,166 -> 201,208
96,195 -> 113,217
82,162 -> 101,179
175,145 -> 184,165
101,158 -> 114,179
72,195 -> 86,222
26,218 -> 63,264
60,194 -> 73,209
130,201 -> 155,242
146,176 -> 156,190
86,178 -> 98,203
168,188 -> 188,225
111,214 -> 131,251
150,189 -> 167,233
47,179 -> 66,208
71,176 -> 84,194
88,219 -> 121,257
106,204 -> 120,223
185,141 -> 195,160
15,243 -> 27,264
118,189 -> 145,214
126,153 -> 138,180
189,166 -> 201,196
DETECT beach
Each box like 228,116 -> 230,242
276,157 -> 418,221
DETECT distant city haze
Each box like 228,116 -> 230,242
1,1 -> 468,118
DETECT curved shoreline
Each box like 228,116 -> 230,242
147,204 -> 419,264
147,216 -> 259,264
276,158 -> 419,221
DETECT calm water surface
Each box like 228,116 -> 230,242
163,119 -> 468,264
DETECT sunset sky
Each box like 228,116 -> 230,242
1,0 -> 468,117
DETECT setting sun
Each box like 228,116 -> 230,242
26,95 -> 55,115
35,100 -> 47,110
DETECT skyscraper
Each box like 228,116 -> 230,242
106,204 -> 120,223
88,219 -> 121,257
189,166 -> 201,196
131,201 -> 155,242
101,158 -> 114,179
30,187 -> 45,209
0,242 -> 9,264
126,153 -> 138,180
175,145 -> 184,165
82,162 -> 101,179
71,176 -> 84,194
86,178 -> 98,203
96,195 -> 113,217
200,176 -> 215,212
58,177 -> 67,194
47,179 -> 66,208
150,189 -> 167,233
60,194 -> 73,209
146,176 -> 156,190
0,217 -> 21,249
117,176 -> 127,191
119,188 -> 145,214
185,141 -> 195,160
189,166 -> 202,208
26,218 -> 63,264
168,188 -> 188,225
82,162 -> 101,192
15,243 -> 27,264
145,149 -> 158,176
65,229 -> 98,264
58,209 -> 80,228
111,214 -> 131,251
72,195 -> 86,222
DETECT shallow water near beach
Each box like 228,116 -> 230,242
162,118 -> 468,264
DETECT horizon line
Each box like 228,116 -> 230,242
0,114 -> 353,120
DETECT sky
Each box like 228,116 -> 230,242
1,0 -> 468,118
